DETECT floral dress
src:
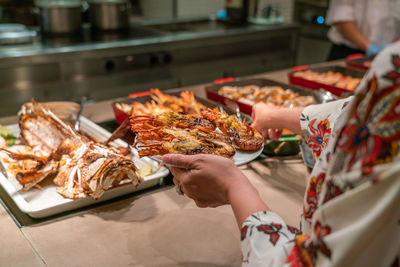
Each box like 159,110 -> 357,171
241,43 -> 400,266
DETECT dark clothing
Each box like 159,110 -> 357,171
327,43 -> 364,61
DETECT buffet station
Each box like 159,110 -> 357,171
0,0 -> 371,265
0,52 -> 367,265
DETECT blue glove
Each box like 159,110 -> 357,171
366,44 -> 388,56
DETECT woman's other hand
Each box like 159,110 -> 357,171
251,102 -> 304,138
251,102 -> 282,140
162,154 -> 248,207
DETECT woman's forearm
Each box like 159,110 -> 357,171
334,21 -> 370,51
228,174 -> 270,229
269,107 -> 304,135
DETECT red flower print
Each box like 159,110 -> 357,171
322,178 -> 343,204
382,55 -> 400,83
287,225 -> 302,235
336,75 -> 400,175
292,235 -> 315,267
384,70 -> 400,83
292,221 -> 332,266
286,244 -> 307,267
257,223 -> 284,246
391,54 -> 400,69
241,225 -> 249,241
303,173 -> 326,220
307,116 -> 331,158
313,222 -> 332,258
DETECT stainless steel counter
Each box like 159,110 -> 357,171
0,21 -> 298,59
0,20 -> 299,117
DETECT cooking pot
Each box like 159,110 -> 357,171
88,0 -> 130,31
35,0 -> 83,35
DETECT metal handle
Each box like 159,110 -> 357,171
74,96 -> 87,133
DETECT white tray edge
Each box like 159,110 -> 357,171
0,117 -> 169,218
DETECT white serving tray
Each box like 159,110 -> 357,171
0,117 -> 169,218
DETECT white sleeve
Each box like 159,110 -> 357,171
325,0 -> 355,25
240,212 -> 299,267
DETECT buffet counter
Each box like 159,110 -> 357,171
0,21 -> 299,117
0,60 -> 347,266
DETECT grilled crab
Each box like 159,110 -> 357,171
0,100 -> 141,200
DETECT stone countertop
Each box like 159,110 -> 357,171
0,59 -> 349,266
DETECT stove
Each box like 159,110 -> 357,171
0,24 -> 37,45
38,24 -> 163,47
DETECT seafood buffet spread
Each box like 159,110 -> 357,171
130,109 -> 264,158
115,88 -> 207,116
0,101 -> 145,200
111,89 -> 264,159
217,85 -> 315,107
292,70 -> 361,91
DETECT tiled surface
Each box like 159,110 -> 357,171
0,206 -> 44,266
21,188 -> 242,266
0,155 -> 308,266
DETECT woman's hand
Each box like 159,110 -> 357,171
162,153 -> 270,228
251,102 -> 305,138
162,154 -> 248,207
251,102 -> 282,140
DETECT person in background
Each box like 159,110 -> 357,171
326,0 -> 400,60
162,42 -> 400,266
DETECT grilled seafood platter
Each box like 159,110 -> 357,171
128,109 -> 264,159
115,88 -> 207,116
292,70 -> 361,91
218,85 -> 315,107
0,100 -> 143,200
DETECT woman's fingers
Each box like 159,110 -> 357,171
194,199 -> 225,208
268,129 -> 282,140
169,166 -> 189,179
162,154 -> 198,169
262,129 -> 268,138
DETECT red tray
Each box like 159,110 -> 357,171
205,78 -> 316,115
346,54 -> 374,70
112,90 -> 249,125
288,65 -> 365,97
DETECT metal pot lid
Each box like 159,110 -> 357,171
0,24 -> 27,32
35,0 -> 82,8
87,0 -> 127,4
0,24 -> 37,45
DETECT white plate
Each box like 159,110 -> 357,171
0,117 -> 169,218
232,146 -> 264,166
142,145 -> 264,166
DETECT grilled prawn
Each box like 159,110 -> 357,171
201,108 -> 264,151
130,113 -> 235,158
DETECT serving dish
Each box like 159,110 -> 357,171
288,65 -> 365,96
346,54 -> 374,70
0,117 -> 169,218
112,90 -> 250,124
205,78 -> 316,115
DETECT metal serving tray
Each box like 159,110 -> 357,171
288,65 -> 365,96
112,90 -> 252,124
0,117 -> 169,218
205,78 -> 316,115
346,54 -> 374,70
